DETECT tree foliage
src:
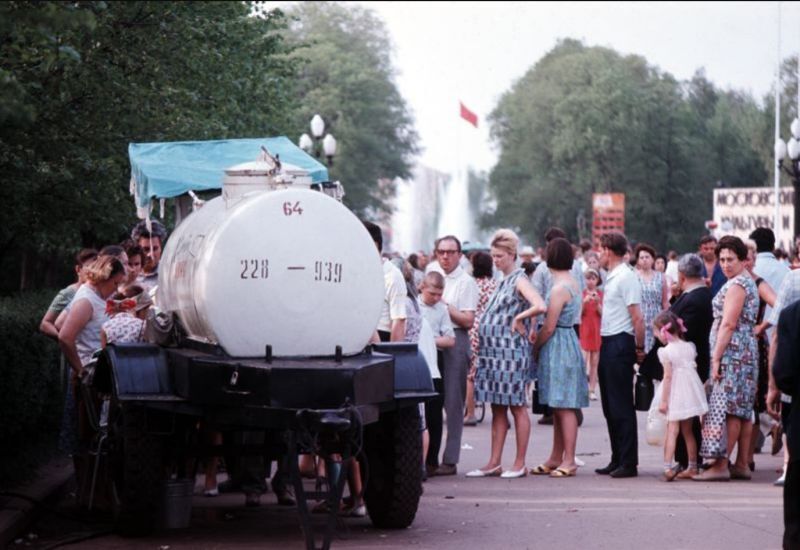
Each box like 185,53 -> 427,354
282,1 -> 418,217
485,39 -> 769,251
0,1 -> 298,290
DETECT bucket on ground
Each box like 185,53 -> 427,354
159,478 -> 194,529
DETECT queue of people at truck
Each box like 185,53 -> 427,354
36,219 -> 800,546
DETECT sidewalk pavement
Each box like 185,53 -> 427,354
0,456 -> 73,547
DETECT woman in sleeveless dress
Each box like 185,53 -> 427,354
531,238 -> 589,478
695,236 -> 759,481
469,230 -> 545,479
635,243 -> 669,352
57,254 -> 127,489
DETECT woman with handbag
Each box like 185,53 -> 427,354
694,236 -> 759,482
530,238 -> 590,478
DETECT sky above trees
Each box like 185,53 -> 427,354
360,1 -> 800,175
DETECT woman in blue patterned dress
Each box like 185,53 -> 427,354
694,236 -> 759,481
635,243 -> 669,352
531,238 -> 589,477
469,229 -> 546,479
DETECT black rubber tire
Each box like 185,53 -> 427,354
109,403 -> 164,537
362,405 -> 423,528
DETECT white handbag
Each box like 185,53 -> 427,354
645,381 -> 667,446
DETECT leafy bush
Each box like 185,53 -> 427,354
0,291 -> 64,489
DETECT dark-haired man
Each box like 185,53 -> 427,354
698,235 -> 726,297
595,232 -> 645,479
39,248 -> 99,340
363,221 -> 407,343
750,227 -> 789,335
131,219 -> 167,293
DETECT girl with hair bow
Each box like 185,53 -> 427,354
653,311 -> 709,481
100,284 -> 152,347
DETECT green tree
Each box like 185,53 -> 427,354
0,1 -> 298,290
282,2 -> 418,217
486,39 -> 767,252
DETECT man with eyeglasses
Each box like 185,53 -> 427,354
426,235 -> 479,476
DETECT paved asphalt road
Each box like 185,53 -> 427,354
24,399 -> 785,549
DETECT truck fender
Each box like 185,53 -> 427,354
95,343 -> 175,400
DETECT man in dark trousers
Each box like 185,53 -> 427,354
640,253 -> 713,471
773,298 -> 800,550
595,232 -> 645,478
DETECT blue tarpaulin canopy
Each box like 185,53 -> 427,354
128,137 -> 329,212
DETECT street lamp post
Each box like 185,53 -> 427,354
776,117 -> 800,240
299,114 -> 337,167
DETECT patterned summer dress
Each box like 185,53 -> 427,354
474,269 -> 531,406
700,273 -> 758,459
637,270 -> 664,351
537,283 -> 589,409
469,276 -> 498,370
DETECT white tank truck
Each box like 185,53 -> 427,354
91,138 -> 434,549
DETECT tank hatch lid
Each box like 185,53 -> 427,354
224,159 -> 278,176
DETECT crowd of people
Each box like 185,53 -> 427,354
381,224 -> 799,546
40,217 -> 800,545
38,222 -> 165,498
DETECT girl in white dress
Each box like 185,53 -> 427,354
654,311 -> 709,481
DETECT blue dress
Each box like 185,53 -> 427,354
537,283 -> 589,409
474,269 -> 532,406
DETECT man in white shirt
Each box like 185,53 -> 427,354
594,232 -> 645,479
750,227 -> 790,335
427,235 -> 479,475
363,221 -> 406,342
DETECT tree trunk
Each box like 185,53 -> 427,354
19,249 -> 30,291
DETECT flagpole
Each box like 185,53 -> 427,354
774,1 -> 781,235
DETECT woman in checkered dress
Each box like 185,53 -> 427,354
469,229 -> 545,479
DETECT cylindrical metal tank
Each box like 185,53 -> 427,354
157,186 -> 384,358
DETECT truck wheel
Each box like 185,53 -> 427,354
362,405 -> 422,528
109,403 -> 164,536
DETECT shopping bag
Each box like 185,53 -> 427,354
645,381 -> 667,446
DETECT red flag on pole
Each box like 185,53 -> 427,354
459,101 -> 478,128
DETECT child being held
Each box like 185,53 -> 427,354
654,310 -> 709,481
101,284 -> 152,346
